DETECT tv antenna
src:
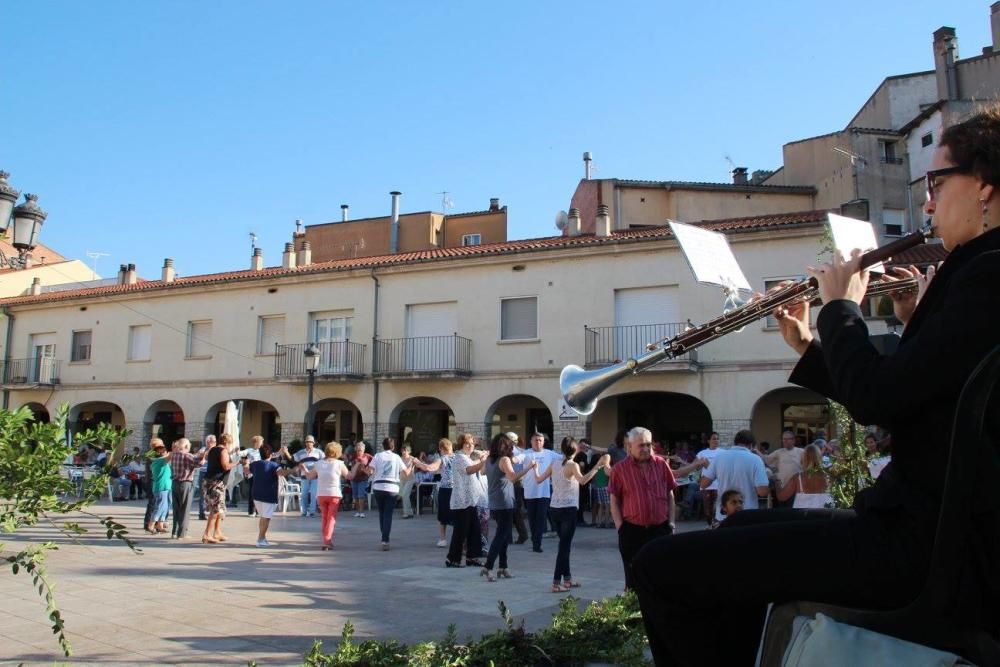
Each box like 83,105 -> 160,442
832,146 -> 867,167
85,250 -> 110,276
436,191 -> 454,211
249,231 -> 258,253
723,154 -> 738,170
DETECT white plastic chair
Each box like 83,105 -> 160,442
278,477 -> 301,514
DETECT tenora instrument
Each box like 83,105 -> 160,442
560,224 -> 934,416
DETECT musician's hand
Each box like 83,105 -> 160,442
808,248 -> 870,306
774,299 -> 812,356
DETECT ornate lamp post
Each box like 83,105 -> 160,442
0,171 -> 47,269
303,343 -> 320,437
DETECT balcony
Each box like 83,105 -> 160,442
273,341 -> 367,380
1,357 -> 61,386
879,156 -> 904,165
584,323 -> 697,369
373,334 -> 472,379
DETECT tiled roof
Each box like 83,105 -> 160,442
445,208 -> 506,218
850,127 -> 901,135
614,178 -> 816,193
0,210 -> 830,307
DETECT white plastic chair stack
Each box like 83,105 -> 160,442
279,476 -> 301,514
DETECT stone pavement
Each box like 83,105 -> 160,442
0,499 -> 706,665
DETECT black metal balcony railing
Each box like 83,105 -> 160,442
584,323 -> 696,367
1,357 -> 61,384
273,341 -> 367,378
879,156 -> 904,165
373,334 -> 472,376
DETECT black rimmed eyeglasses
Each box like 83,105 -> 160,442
925,166 -> 968,202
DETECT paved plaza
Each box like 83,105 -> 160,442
0,499 -> 705,665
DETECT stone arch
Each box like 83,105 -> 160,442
591,390 -> 712,450
387,396 -> 456,455
203,399 -> 282,449
143,399 -> 186,447
483,393 -> 553,445
20,401 -> 50,423
309,397 -> 364,447
750,386 -> 830,450
69,401 -> 127,433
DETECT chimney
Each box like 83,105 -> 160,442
595,204 -> 611,237
162,258 -> 175,283
251,247 -> 264,271
489,197 -> 500,212
992,2 -> 1000,52
732,167 -> 749,186
294,218 -> 304,237
117,264 -> 128,284
341,204 -> 349,222
389,191 -> 401,253
125,263 -> 137,285
299,240 -> 312,266
282,242 -> 297,269
933,27 -> 960,101
567,208 -> 582,237
30,276 -> 41,296
583,152 -> 593,180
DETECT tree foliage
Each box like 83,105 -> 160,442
825,401 -> 875,509
0,404 -> 140,656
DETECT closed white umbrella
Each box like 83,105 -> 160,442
223,401 -> 242,486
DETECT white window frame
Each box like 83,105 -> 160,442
127,324 -> 152,362
462,233 -> 482,246
498,295 -> 539,342
256,315 -> 286,356
186,320 -> 213,359
70,330 -> 92,363
761,276 -> 807,330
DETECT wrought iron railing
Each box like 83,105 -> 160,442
879,156 -> 904,165
584,323 -> 695,367
373,334 -> 472,375
274,341 -> 367,378
1,357 -> 61,384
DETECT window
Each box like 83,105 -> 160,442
882,208 -> 905,237
257,315 -> 285,355
921,132 -> 934,148
71,330 -> 92,362
127,325 -> 152,361
462,233 -> 481,246
879,140 -> 902,164
762,277 -> 805,328
186,320 -> 212,358
500,296 -> 538,340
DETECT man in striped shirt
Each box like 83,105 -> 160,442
609,426 -> 677,590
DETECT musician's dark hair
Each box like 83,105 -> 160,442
382,437 -> 395,451
560,436 -> 577,462
489,432 -> 514,462
940,104 -> 1000,187
734,429 -> 756,447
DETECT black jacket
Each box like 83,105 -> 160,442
789,226 -> 1000,520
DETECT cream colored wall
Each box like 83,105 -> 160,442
443,211 -> 507,247
957,55 -> 1000,100
781,132 -> 857,210
670,190 -> 815,222
5,225 -> 855,449
0,260 -> 100,297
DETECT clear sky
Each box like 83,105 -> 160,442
2,1 -> 991,280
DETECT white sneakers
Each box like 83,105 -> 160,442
256,538 -> 270,547
359,512 -> 366,518
436,539 -> 447,548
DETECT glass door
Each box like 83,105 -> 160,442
312,314 -> 353,373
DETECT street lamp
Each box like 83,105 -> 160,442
0,171 -> 47,269
303,343 -> 320,437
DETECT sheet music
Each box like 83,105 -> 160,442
667,220 -> 752,292
827,213 -> 885,274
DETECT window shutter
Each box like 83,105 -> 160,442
501,297 -> 537,340
258,316 -> 285,354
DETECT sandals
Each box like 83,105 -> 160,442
201,536 -> 218,544
145,525 -> 157,535
213,535 -> 228,542
480,567 -> 496,582
497,569 -> 514,579
552,584 -> 568,593
445,560 -> 465,568
562,580 -> 581,588
465,558 -> 484,568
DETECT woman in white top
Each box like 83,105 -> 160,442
444,433 -> 486,568
298,442 -> 359,550
534,437 -> 610,592
410,437 -> 456,547
363,438 -> 412,551
776,444 -> 831,509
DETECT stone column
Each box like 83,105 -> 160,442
553,419 -> 590,444
280,421 -> 304,448
455,421 -> 487,443
184,421 -> 205,448
123,421 -> 144,453
713,419 -> 751,446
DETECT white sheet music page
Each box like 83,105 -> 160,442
667,220 -> 752,292
826,213 -> 885,274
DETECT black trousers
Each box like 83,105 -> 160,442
513,482 -> 528,541
632,508 -> 932,666
447,505 -> 482,564
617,520 -> 672,591
171,480 -> 193,538
525,497 -> 550,549
486,509 -> 514,570
245,476 -> 255,515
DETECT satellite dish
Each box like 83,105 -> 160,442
555,210 -> 569,231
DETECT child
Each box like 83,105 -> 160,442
712,489 -> 744,528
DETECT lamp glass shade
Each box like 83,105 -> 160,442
304,344 -> 321,371
12,214 -> 41,250
0,199 -> 13,232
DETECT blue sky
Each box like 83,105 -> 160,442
2,1 -> 990,280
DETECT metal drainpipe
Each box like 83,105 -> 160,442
2,306 -> 13,409
370,269 -> 380,444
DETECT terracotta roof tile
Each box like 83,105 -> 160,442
614,178 -> 815,193
0,210 -> 830,307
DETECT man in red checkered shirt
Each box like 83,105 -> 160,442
609,426 -> 677,590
